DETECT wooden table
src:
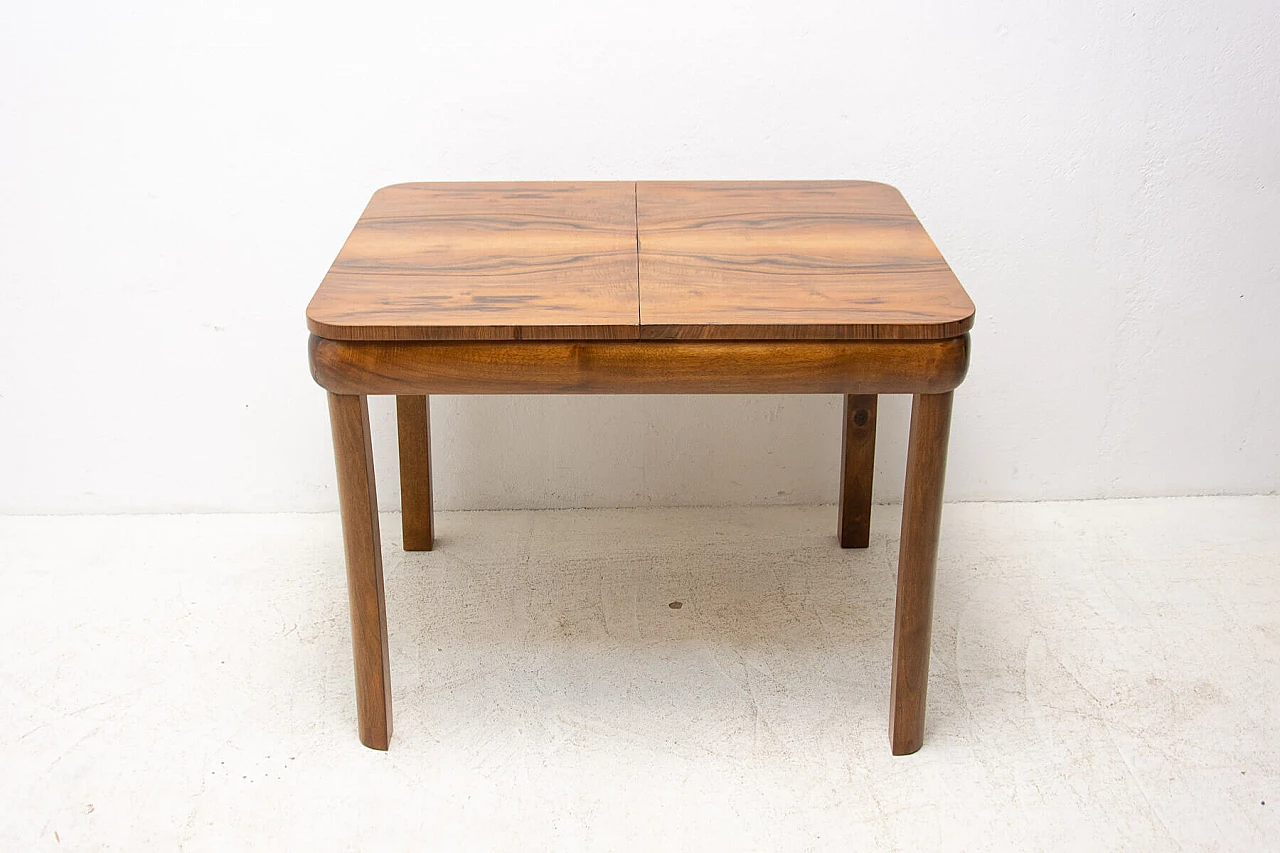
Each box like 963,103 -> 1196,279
306,181 -> 974,754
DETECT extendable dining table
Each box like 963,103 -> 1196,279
306,181 -> 974,754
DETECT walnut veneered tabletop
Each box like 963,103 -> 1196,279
637,181 -> 974,340
306,182 -> 639,341
307,181 -> 973,342
306,179 -> 973,757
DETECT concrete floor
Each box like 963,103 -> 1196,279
0,497 -> 1277,850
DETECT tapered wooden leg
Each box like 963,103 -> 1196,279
838,394 -> 878,548
396,395 -> 434,551
327,392 -> 393,750
889,391 -> 953,755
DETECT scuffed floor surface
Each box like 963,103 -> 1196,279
1,498 -> 1277,850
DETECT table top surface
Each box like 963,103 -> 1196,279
306,181 -> 974,342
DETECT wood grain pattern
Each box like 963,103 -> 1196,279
637,181 -> 974,340
838,394 -> 878,548
889,391 -> 953,755
327,393 -> 392,750
307,182 -> 639,341
309,334 -> 970,396
396,395 -> 434,552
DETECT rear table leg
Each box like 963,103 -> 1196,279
838,394 -> 878,548
396,395 -> 434,551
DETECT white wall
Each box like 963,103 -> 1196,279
1,1 -> 1277,514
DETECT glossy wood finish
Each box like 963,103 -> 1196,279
311,181 -> 971,755
838,394 -> 878,548
307,181 -> 974,344
396,395 -> 434,552
309,335 -> 969,396
636,181 -> 974,340
327,393 -> 392,750
889,391 -> 954,755
307,183 -> 639,342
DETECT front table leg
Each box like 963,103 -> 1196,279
327,392 -> 393,750
889,391 -> 953,755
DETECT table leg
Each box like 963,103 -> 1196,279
889,390 -> 953,755
396,395 -> 434,551
327,392 -> 393,750
838,394 -> 878,548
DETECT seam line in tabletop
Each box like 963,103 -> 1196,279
634,181 -> 641,331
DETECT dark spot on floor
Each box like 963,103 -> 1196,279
669,601 -> 683,609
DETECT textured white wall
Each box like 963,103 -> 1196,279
1,1 -> 1277,514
